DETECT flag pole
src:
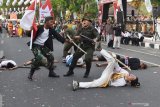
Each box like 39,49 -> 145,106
29,0 -> 37,49
38,0 -> 41,24
30,30 -> 34,49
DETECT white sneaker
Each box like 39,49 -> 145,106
73,80 -> 79,91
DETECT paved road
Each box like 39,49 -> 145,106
0,34 -> 160,107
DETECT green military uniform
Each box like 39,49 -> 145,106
31,44 -> 54,69
64,24 -> 100,78
63,28 -> 78,57
28,24 -> 65,80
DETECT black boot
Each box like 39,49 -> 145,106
83,71 -> 90,78
48,70 -> 60,78
28,69 -> 35,81
63,70 -> 74,77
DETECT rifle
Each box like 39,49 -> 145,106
80,34 -> 96,44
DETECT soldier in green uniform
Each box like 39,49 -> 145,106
64,15 -> 100,78
62,25 -> 78,60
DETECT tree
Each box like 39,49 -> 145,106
130,0 -> 143,11
151,0 -> 160,6
131,0 -> 160,7
51,0 -> 68,17
0,0 -> 98,20
51,0 -> 98,19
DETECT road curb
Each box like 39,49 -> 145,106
140,42 -> 160,50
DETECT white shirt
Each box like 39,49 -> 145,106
138,33 -> 143,39
34,28 -> 49,45
110,78 -> 126,87
110,66 -> 129,87
123,32 -> 131,37
66,54 -> 83,66
0,60 -> 17,67
95,26 -> 101,34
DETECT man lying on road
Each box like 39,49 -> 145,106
72,49 -> 140,91
0,58 -> 17,70
93,54 -> 147,70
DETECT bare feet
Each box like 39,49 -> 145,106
54,60 -> 59,63
24,61 -> 32,66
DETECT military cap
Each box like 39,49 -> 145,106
82,13 -> 92,23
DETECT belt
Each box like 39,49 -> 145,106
33,44 -> 44,48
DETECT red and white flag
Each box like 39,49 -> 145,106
20,0 -> 37,31
39,0 -> 54,22
118,0 -> 123,11
113,1 -> 120,21
20,0 -> 37,49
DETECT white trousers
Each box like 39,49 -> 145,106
79,49 -> 117,88
113,36 -> 121,48
106,34 -> 112,46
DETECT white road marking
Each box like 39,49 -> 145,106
139,48 -> 160,54
140,60 -> 160,67
120,47 -> 160,58
102,43 -> 160,67
102,42 -> 160,55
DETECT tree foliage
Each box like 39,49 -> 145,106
51,0 -> 98,19
129,0 -> 160,15
151,0 -> 160,6
131,0 -> 160,8
0,0 -> 98,19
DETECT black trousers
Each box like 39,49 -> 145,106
69,46 -> 94,73
131,38 -> 139,46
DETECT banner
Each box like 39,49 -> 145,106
98,3 -> 103,24
60,10 -> 63,18
100,0 -> 116,4
73,12 -> 77,19
12,0 -> 17,6
6,0 -> 10,6
118,0 -> 123,11
20,0 -> 36,30
145,0 -> 152,13
18,0 -> 24,6
0,0 -> 3,6
39,0 -> 54,22
24,0 -> 30,5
